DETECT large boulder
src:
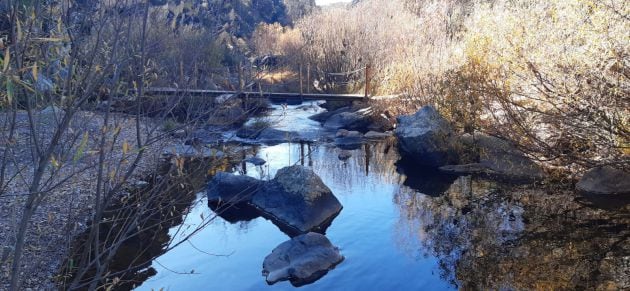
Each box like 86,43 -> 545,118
395,106 -> 460,167
206,172 -> 262,205
262,232 -> 344,286
252,165 -> 343,234
576,167 -> 630,205
440,134 -> 544,182
323,111 -> 370,132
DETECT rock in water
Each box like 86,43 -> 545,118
334,129 -> 363,150
245,156 -> 267,166
262,232 -> 344,286
252,165 -> 342,234
206,172 -> 262,205
323,111 -> 370,131
577,167 -> 630,206
395,106 -> 460,167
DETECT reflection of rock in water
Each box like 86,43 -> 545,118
396,157 -> 459,197
394,176 -> 630,290
262,233 -> 344,287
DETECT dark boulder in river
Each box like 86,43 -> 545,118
395,106 -> 460,167
262,232 -> 344,287
206,166 -> 343,234
253,165 -> 343,234
207,172 -> 262,205
576,166 -> 630,206
323,111 -> 370,132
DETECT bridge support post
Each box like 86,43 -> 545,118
364,64 -> 371,99
299,63 -> 304,96
307,63 -> 311,94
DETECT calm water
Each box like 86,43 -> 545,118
131,104 -> 629,290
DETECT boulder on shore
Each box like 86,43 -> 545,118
262,232 -> 344,286
252,165 -> 343,234
576,167 -> 630,205
395,106 -> 460,167
206,172 -> 262,205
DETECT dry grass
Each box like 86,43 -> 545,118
255,0 -> 629,171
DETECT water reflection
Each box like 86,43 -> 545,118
126,110 -> 628,290
394,174 -> 630,290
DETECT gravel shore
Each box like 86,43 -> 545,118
0,109 -> 176,290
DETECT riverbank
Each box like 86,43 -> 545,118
0,110 -> 176,290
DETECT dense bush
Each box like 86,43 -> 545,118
258,0 -> 629,171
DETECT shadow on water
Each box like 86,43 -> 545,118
395,156 -> 459,197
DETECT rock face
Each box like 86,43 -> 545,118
395,106 -> 460,167
207,172 -> 262,205
252,166 -> 343,234
262,232 -> 344,286
440,134 -> 544,182
576,167 -> 630,204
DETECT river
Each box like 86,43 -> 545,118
118,103 -> 628,290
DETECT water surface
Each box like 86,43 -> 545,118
132,104 -> 629,290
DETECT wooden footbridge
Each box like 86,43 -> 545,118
143,88 -> 367,102
142,64 -> 377,102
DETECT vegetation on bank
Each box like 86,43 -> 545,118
254,0 -> 629,173
0,0 -> 627,289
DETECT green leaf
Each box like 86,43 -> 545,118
73,132 -> 89,163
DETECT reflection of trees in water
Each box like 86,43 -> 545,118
311,139 -> 404,192
394,177 -> 630,290
238,138 -> 405,193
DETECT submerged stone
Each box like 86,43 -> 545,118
262,232 -> 344,287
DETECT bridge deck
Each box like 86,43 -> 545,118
143,88 -> 367,102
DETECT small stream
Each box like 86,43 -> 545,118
108,103 -> 629,290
